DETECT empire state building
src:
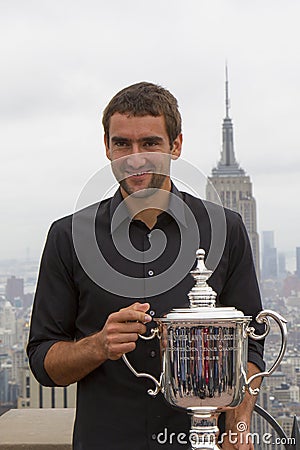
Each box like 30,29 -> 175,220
206,68 -> 260,276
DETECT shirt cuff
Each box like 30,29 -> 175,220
248,339 -> 265,373
27,340 -> 62,387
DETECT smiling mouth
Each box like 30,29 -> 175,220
126,171 -> 152,177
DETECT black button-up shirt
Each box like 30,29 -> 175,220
27,185 -> 264,450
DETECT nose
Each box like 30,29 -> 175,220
126,152 -> 147,169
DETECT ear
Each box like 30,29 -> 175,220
104,133 -> 111,160
171,133 -> 182,160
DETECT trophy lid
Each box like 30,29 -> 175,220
163,249 -> 247,321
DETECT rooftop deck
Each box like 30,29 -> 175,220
0,408 -> 75,450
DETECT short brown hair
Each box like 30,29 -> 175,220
102,82 -> 182,147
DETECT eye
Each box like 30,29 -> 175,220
143,141 -> 159,147
115,141 -> 129,147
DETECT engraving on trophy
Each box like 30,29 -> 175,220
164,325 -> 241,406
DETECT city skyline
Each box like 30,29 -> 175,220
1,1 -> 300,266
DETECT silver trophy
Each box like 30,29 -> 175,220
123,249 -> 287,449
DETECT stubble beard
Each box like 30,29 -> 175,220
120,172 -> 168,198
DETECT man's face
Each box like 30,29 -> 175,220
105,113 -> 182,197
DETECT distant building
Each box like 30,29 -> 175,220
206,67 -> 260,276
282,275 -> 300,297
25,371 -> 76,409
262,231 -> 278,280
251,385 -> 284,450
0,359 -> 13,405
22,292 -> 33,309
264,371 -> 287,390
5,276 -> 24,304
277,415 -> 295,437
0,299 -> 17,347
263,230 -> 275,249
274,383 -> 300,404
278,252 -> 287,279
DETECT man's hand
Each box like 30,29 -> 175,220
44,302 -> 151,386
98,302 -> 152,360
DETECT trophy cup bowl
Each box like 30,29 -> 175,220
122,249 -> 287,449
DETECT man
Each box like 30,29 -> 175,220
27,82 -> 264,449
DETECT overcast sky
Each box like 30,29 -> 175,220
1,0 -> 299,270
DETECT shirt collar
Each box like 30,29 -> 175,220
109,182 -> 187,233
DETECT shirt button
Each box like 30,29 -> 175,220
149,310 -> 155,316
150,350 -> 156,358
151,433 -> 156,440
148,270 -> 154,276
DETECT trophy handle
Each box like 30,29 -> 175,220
122,327 -> 162,397
245,310 -> 287,395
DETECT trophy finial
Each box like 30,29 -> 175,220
188,249 -> 217,308
196,249 -> 205,258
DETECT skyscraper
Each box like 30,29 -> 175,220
261,231 -> 278,280
278,252 -> 287,279
206,67 -> 260,276
5,276 -> 24,303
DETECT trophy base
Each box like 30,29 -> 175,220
189,410 -> 221,450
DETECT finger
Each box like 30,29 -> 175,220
111,307 -> 151,324
120,301 -> 149,309
121,321 -> 147,334
108,342 -> 137,359
108,321 -> 147,336
120,302 -> 150,315
109,332 -> 140,344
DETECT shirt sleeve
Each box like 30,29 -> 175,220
219,212 -> 265,373
27,219 -> 78,387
